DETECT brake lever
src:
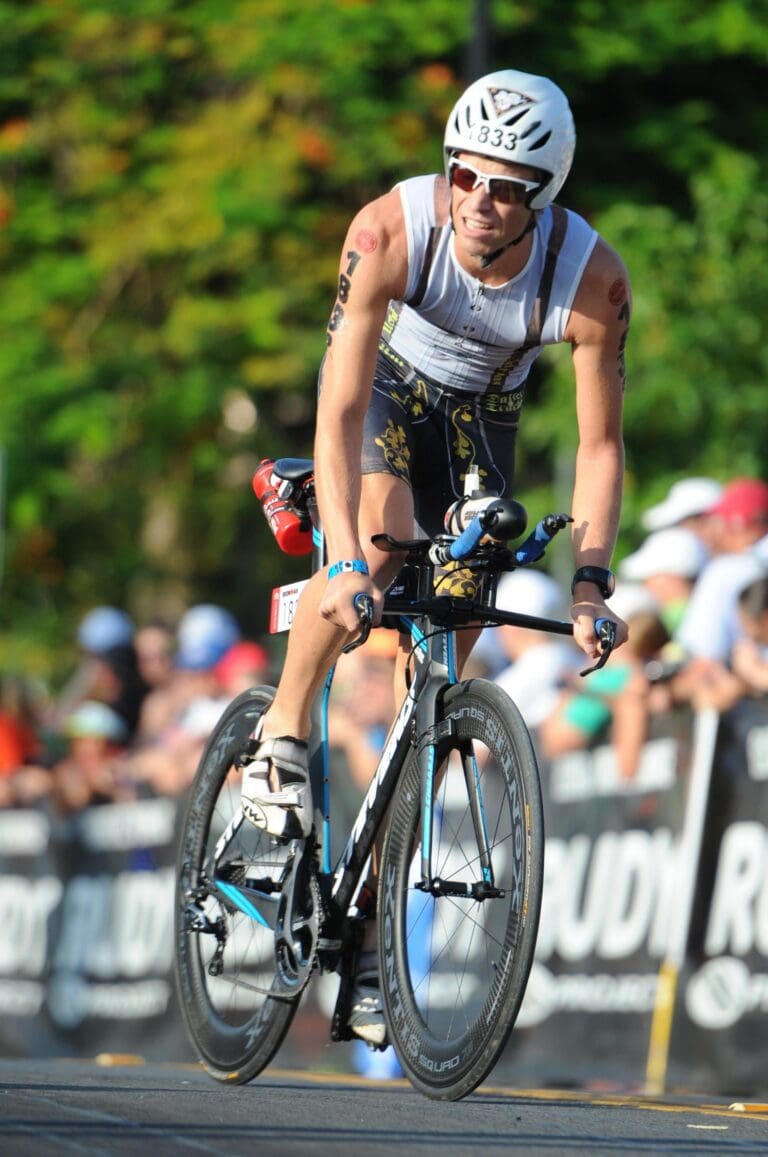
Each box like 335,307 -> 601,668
342,592 -> 374,654
579,617 -> 617,677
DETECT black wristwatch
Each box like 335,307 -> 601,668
571,565 -> 615,600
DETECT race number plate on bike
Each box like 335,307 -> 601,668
270,580 -> 309,633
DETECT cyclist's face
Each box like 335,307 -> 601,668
449,152 -> 540,262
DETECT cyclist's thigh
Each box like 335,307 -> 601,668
359,470 -> 414,586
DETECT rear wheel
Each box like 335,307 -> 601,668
379,679 -> 543,1100
174,687 -> 315,1083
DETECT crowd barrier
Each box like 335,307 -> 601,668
3,698 -> 768,1094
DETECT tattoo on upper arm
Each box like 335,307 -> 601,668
608,278 -> 626,307
608,279 -> 631,389
326,249 -> 363,347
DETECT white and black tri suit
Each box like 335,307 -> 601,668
360,173 -> 598,535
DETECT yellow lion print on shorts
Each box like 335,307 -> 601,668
388,375 -> 428,419
374,419 -> 411,481
435,560 -> 481,599
451,403 -> 478,468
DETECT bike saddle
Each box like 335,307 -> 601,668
273,457 -> 314,486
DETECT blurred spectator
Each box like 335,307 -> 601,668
134,620 -> 176,692
0,674 -> 43,774
493,570 -> 583,742
0,675 -> 50,809
137,604 -> 240,745
51,701 -> 132,815
215,641 -> 271,698
86,643 -> 149,742
639,479 -> 768,714
619,527 -> 708,635
731,576 -> 768,695
676,478 -> 768,673
77,606 -> 135,653
51,605 -> 138,734
641,476 -> 723,554
539,584 -> 670,780
176,604 -> 241,671
131,605 -> 242,795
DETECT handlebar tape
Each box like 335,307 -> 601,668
448,516 -> 486,560
514,520 -> 554,565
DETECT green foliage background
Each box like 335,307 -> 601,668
1,0 -> 768,682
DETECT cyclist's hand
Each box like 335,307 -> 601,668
319,572 -> 381,634
571,599 -> 628,660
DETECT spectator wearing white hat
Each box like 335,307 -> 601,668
641,477 -> 723,554
657,479 -> 768,713
619,527 -> 708,634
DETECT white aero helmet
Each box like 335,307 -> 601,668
444,70 -> 576,211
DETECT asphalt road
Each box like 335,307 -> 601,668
2,1059 -> 768,1157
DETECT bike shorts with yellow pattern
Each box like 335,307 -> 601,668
361,342 -> 523,537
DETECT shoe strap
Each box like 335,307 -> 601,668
255,736 -> 309,783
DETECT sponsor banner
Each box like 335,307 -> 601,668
0,791 -> 344,1070
0,806 -> 65,1057
668,698 -> 768,1093
0,795 -> 193,1061
495,710 -> 695,1088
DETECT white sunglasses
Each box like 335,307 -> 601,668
448,158 -> 539,205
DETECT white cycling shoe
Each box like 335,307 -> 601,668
241,735 -> 313,839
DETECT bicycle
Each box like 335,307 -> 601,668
174,457 -> 616,1101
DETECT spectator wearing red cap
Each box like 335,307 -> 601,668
215,641 -> 271,698
670,478 -> 768,709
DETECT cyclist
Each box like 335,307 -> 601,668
241,68 -> 631,1043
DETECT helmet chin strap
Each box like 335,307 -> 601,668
478,211 -> 537,269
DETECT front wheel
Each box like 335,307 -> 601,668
379,679 -> 544,1100
174,686 -> 313,1084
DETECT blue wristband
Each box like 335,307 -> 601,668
328,559 -> 369,580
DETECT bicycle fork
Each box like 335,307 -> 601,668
413,625 -> 504,902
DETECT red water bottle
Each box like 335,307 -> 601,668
252,460 -> 313,555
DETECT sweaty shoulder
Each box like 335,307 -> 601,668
565,234 -> 632,341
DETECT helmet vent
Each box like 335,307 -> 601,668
499,109 -> 528,128
519,119 -> 542,139
528,130 -> 552,152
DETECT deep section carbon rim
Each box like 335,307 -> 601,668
174,686 -> 305,1083
379,679 -> 544,1100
